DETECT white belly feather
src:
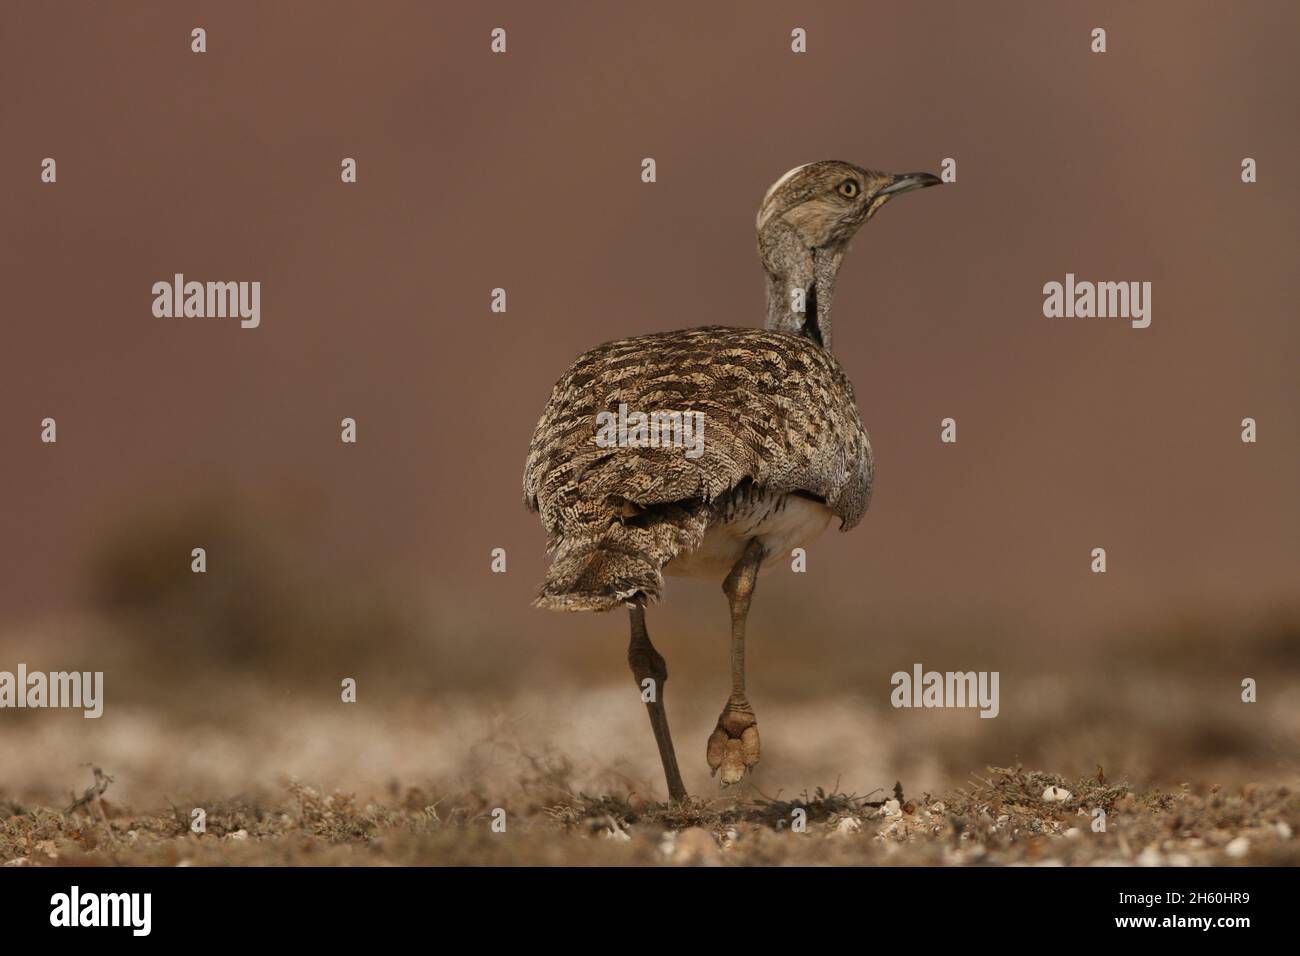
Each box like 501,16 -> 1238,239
664,491 -> 834,579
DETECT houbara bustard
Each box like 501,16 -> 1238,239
524,161 -> 941,801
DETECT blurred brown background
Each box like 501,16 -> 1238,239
0,1 -> 1296,805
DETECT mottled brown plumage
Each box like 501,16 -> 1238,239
523,326 -> 872,610
522,160 -> 942,799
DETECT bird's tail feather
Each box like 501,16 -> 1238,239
534,499 -> 711,612
534,535 -> 664,612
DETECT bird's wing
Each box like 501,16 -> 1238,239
523,326 -> 874,545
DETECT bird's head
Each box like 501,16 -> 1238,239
756,160 -> 941,349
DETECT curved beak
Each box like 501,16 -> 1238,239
878,171 -> 943,197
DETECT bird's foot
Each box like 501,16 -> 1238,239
706,694 -> 760,787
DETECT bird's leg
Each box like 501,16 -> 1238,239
707,538 -> 765,786
627,604 -> 688,803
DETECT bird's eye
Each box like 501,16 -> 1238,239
837,180 -> 860,198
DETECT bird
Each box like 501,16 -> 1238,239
523,161 -> 942,801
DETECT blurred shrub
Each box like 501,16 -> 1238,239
85,494 -> 434,690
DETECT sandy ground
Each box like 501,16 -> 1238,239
2,680 -> 1296,866
2,595 -> 1297,865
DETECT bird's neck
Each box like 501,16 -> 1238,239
764,246 -> 842,351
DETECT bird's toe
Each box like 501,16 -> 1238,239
706,696 -> 760,787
